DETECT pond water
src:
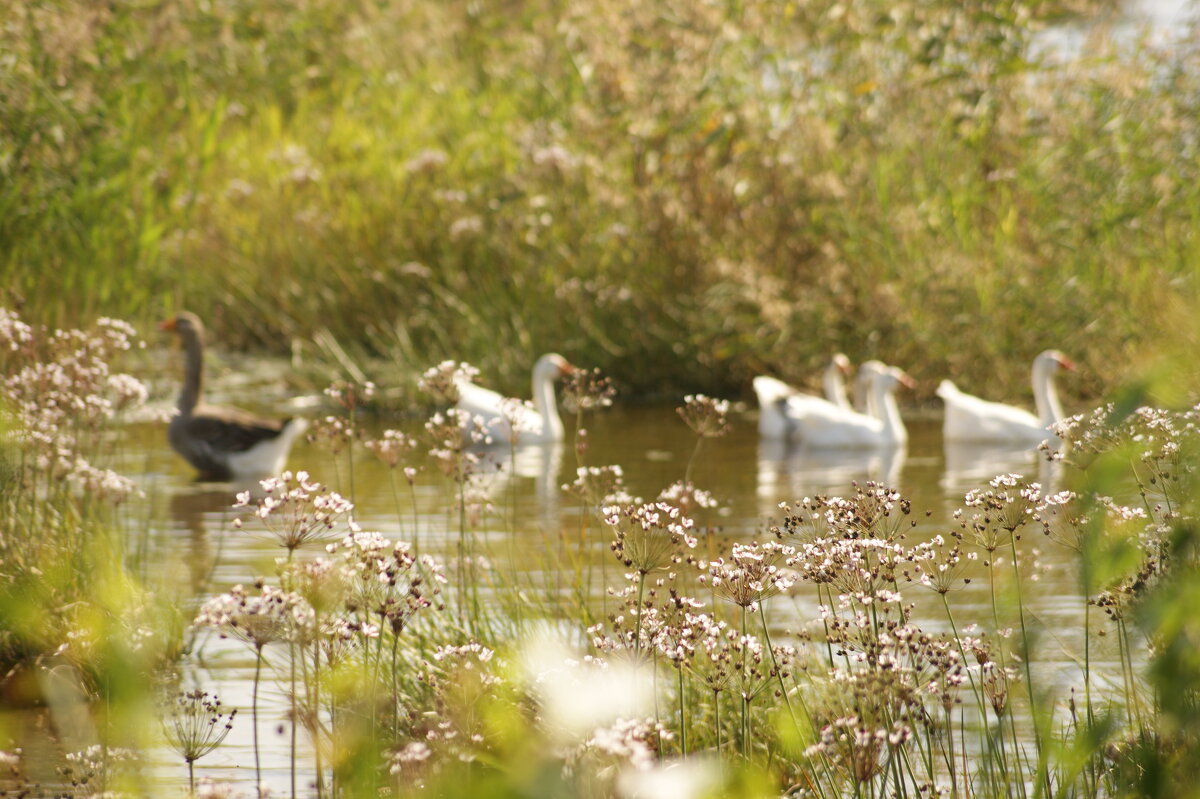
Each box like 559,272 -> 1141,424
37,352 -> 1124,797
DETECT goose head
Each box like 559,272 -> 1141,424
159,312 -> 207,412
1037,350 -> 1075,374
875,366 -> 915,393
533,353 -> 575,382
158,311 -> 205,344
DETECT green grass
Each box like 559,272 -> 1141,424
2,0 -> 1198,403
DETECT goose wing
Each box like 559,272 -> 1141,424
182,405 -> 289,452
455,380 -> 544,437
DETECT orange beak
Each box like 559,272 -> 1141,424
158,318 -> 177,332
897,371 -> 916,390
1056,355 -> 1076,372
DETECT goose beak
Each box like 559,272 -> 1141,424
897,371 -> 916,390
1056,355 -> 1076,372
158,318 -> 177,332
560,361 -> 577,376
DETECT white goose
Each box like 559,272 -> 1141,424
937,349 -> 1073,444
753,354 -> 852,438
455,354 -> 575,444
781,366 -> 912,448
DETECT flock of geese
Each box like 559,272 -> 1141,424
160,312 -> 1073,482
753,349 -> 1072,448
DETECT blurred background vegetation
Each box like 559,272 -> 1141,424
2,0 -> 1198,401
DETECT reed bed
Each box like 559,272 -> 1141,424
3,0 -> 1199,401
1,308 -> 1199,797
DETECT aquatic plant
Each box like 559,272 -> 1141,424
4,308 -> 1200,798
162,690 -> 238,794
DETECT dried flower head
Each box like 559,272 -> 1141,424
162,690 -> 237,765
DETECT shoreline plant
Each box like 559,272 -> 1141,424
2,310 -> 1200,798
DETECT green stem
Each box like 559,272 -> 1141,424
713,689 -> 722,757
388,470 -> 406,539
634,572 -> 647,660
253,646 -> 263,798
740,604 -> 748,759
677,666 -> 687,756
758,602 -> 800,736
290,638 -> 297,799
1007,535 -> 1045,786
684,437 -> 703,486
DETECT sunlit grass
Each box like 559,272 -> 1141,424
3,0 -> 1198,402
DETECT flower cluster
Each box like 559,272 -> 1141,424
235,471 -> 355,552
561,367 -> 616,413
305,414 -> 355,455
776,484 -> 914,544
419,360 -> 480,404
657,480 -> 719,514
324,379 -> 376,410
425,409 -> 493,480
603,501 -> 698,574
676,394 -> 732,438
58,745 -> 139,797
579,717 -> 671,772
329,531 -> 447,634
908,533 -> 977,595
0,310 -> 148,505
364,428 -> 418,469
564,464 -> 636,507
702,542 -> 796,609
193,582 -> 307,649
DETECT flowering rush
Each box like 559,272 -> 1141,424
234,470 -> 355,551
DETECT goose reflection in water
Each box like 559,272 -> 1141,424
756,438 -> 906,510
168,484 -> 249,595
469,440 -> 565,531
940,440 -> 1061,496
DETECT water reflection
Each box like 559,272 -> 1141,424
472,441 -> 565,530
167,485 -> 246,594
117,401 -> 1101,796
756,439 -> 907,505
941,441 -> 1061,495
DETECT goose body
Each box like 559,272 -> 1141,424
782,367 -> 912,448
938,350 -> 1072,444
753,355 -> 852,438
454,354 -> 574,443
162,313 -> 307,481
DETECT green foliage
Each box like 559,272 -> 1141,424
2,0 -> 1197,400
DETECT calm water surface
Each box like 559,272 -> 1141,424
82,366 -> 1122,796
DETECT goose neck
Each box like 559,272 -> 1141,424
532,368 -> 564,439
1032,358 -> 1064,428
872,378 -> 907,444
823,364 -> 850,410
178,328 -> 205,414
